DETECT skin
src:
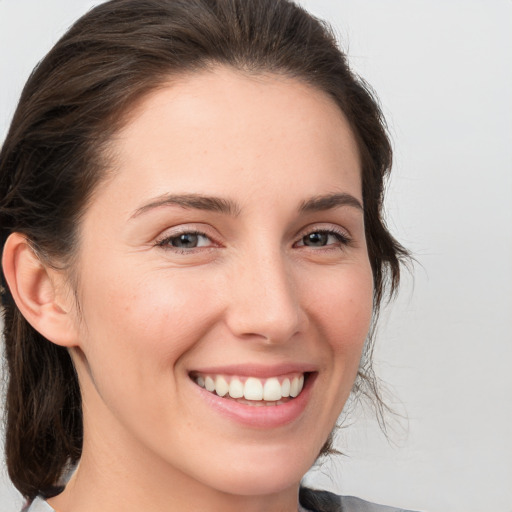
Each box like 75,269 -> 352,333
9,67 -> 374,512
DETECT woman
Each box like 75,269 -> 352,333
0,0 -> 410,511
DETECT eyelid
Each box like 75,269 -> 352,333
152,222 -> 352,252
154,224 -> 221,249
156,231 -> 211,247
294,224 -> 352,247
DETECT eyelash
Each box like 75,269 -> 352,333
155,230 -> 217,254
294,228 -> 351,250
155,227 -> 351,253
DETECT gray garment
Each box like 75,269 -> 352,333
24,491 -> 419,512
299,488 -> 418,512
340,495 -> 417,511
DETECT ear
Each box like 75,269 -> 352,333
2,233 -> 79,347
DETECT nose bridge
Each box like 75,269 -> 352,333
226,243 -> 303,343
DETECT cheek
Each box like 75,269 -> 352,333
72,264 -> 223,437
75,263 -> 221,380
297,261 -> 374,441
304,261 -> 374,357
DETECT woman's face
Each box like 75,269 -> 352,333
68,67 -> 373,498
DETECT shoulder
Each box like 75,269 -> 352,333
300,487 -> 420,512
21,497 -> 55,512
25,489 -> 419,512
339,495 -> 419,512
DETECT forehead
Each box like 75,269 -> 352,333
100,66 -> 362,212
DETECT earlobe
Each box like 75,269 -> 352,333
1,233 -> 78,347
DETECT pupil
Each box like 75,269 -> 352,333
173,233 -> 198,248
305,232 -> 327,246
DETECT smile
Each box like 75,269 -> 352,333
191,373 -> 305,405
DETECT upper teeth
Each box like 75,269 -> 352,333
195,374 -> 305,401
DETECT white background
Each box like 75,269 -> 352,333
1,1 -> 511,511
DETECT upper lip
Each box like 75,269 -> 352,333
189,363 -> 318,378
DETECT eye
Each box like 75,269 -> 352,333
157,231 -> 213,250
295,229 -> 350,248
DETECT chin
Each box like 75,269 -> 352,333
194,441 -> 320,497
208,465 -> 304,497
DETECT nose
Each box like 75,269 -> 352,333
224,249 -> 307,344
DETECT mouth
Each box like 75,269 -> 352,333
190,372 -> 308,407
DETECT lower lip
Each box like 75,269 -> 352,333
193,374 -> 316,429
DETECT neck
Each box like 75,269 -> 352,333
48,428 -> 301,512
48,465 -> 300,512
50,369 -> 306,512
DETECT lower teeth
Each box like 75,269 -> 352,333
233,397 -> 287,406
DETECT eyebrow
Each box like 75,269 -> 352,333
131,191 -> 363,219
299,193 -> 363,213
131,193 -> 240,219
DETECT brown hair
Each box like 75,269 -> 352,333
0,0 -> 407,500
